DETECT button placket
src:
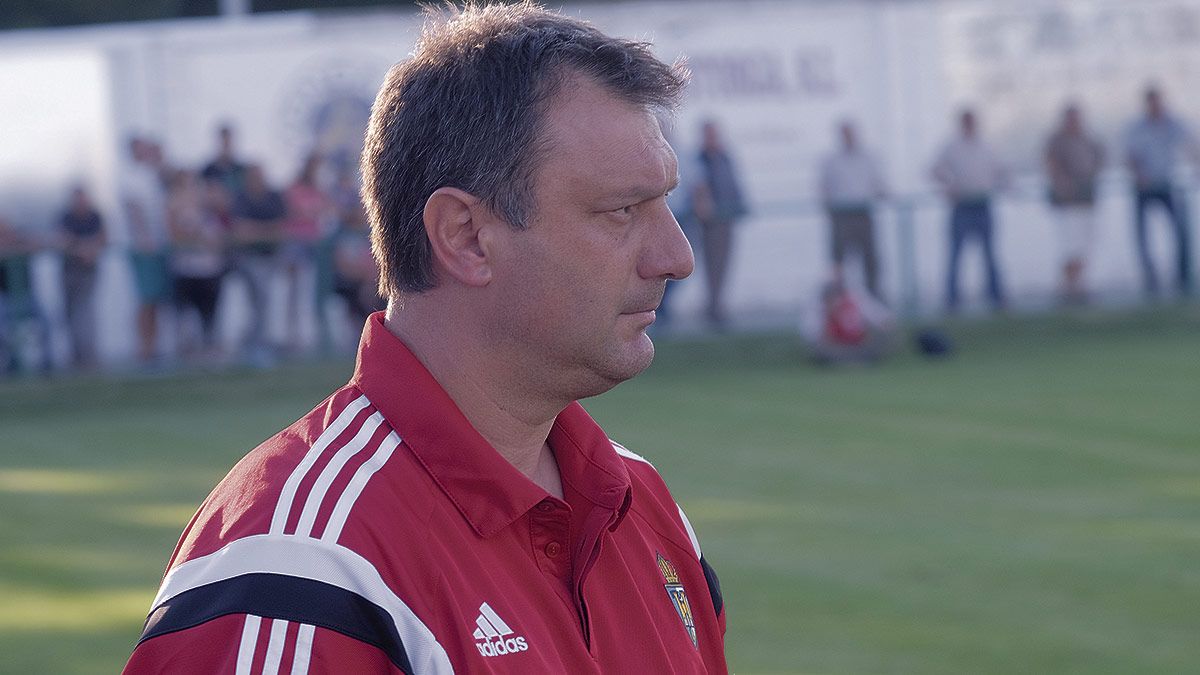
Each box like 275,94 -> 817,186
530,501 -> 571,578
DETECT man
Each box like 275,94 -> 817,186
1125,86 -> 1197,295
124,4 -> 726,674
658,119 -> 698,329
693,120 -> 747,328
932,108 -> 1009,311
124,136 -> 172,364
1044,104 -> 1105,303
59,185 -> 107,369
202,123 -> 248,200
0,216 -> 52,375
819,120 -> 887,299
231,164 -> 286,365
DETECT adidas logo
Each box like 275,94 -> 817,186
472,602 -> 529,657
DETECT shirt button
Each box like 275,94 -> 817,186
544,541 -> 562,558
536,501 -> 555,513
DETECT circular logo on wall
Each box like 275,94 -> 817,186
278,55 -> 384,177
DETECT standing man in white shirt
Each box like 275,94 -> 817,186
819,120 -> 888,299
932,108 -> 1010,311
1044,103 -> 1105,303
1124,86 -> 1198,296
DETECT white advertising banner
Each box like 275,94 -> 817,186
940,0 -> 1200,170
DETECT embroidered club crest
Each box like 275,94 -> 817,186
657,553 -> 698,648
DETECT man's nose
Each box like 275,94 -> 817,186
640,202 -> 695,281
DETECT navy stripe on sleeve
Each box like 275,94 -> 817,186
140,572 -> 412,673
700,555 -> 723,616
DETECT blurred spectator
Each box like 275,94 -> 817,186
201,123 -> 247,201
167,170 -> 226,362
932,108 -> 1009,311
801,264 -> 896,365
819,119 -> 888,299
231,164 -> 285,365
123,136 -> 172,364
1044,104 -> 1105,303
330,183 -> 382,335
659,120 -> 697,329
59,185 -> 107,369
0,217 -> 52,375
694,120 -> 747,328
1124,86 -> 1198,295
282,153 -> 330,355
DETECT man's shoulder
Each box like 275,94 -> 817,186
609,439 -> 704,560
1126,118 -> 1153,140
819,150 -> 842,168
170,386 -> 437,569
135,386 -> 453,670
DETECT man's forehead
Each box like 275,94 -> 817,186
537,77 -> 675,194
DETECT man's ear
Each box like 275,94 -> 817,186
423,187 -> 494,287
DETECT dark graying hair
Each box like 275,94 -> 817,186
361,1 -> 687,296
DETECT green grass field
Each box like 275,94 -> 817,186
2,308 -> 1199,674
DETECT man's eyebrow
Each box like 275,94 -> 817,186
599,181 -> 674,206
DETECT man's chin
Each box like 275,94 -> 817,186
612,335 -> 657,380
576,339 -> 655,399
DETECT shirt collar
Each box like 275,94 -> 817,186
350,313 -> 632,538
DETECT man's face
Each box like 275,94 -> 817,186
840,123 -> 856,150
960,111 -> 977,137
1146,90 -> 1164,119
1064,106 -> 1082,133
702,122 -> 721,151
486,76 -> 694,399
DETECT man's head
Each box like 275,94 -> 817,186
217,123 -> 235,157
363,2 -> 692,400
362,2 -> 686,298
128,136 -> 147,162
838,120 -> 858,150
700,120 -> 722,152
959,108 -> 977,138
1145,86 -> 1164,119
130,136 -> 163,166
1062,103 -> 1083,134
68,185 -> 91,212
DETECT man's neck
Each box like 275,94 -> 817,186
384,299 -> 565,498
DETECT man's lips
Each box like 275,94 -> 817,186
622,289 -> 666,315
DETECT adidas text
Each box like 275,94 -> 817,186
476,637 -> 529,657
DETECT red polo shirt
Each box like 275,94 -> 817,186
124,314 -> 727,674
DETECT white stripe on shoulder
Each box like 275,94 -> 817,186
611,440 -> 702,559
322,431 -> 402,543
610,440 -> 654,467
676,503 -> 703,559
271,395 -> 372,534
294,411 -> 385,537
262,618 -> 289,675
154,535 -> 454,674
235,614 -> 262,675
289,624 -> 315,675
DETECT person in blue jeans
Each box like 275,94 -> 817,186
932,109 -> 1010,311
1124,86 -> 1198,296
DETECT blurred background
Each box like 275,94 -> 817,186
1,0 -> 1198,673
